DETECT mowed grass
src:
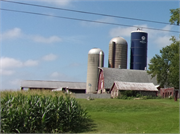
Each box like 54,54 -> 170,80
77,98 -> 179,133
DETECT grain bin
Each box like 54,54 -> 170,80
130,29 -> 148,70
86,48 -> 104,94
108,37 -> 128,69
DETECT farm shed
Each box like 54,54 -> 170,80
97,67 -> 158,93
110,81 -> 158,98
21,80 -> 86,93
160,87 -> 175,98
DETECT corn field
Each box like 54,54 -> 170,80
1,91 -> 89,133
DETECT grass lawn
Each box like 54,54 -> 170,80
77,98 -> 179,133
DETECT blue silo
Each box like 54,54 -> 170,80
130,29 -> 148,70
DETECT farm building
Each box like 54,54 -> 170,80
110,81 -> 158,98
21,80 -> 86,93
97,67 -> 158,94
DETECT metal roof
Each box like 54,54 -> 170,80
109,37 -> 127,45
112,81 -> 158,91
99,67 -> 158,89
88,48 -> 103,54
21,80 -> 86,90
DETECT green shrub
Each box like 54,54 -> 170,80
156,95 -> 162,99
120,90 -> 139,97
121,95 -> 128,99
146,95 -> 153,99
142,96 -> 147,100
136,93 -> 141,98
1,93 -> 89,133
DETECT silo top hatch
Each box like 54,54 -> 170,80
88,48 -> 104,54
109,37 -> 127,45
131,29 -> 147,33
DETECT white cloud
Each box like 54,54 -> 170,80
0,57 -> 39,69
0,57 -> 23,69
109,26 -> 133,37
0,57 -> 22,76
0,57 -> 39,76
10,79 -> 21,86
24,60 -> 39,66
50,72 -> 60,78
2,28 -> 62,44
109,24 -> 148,37
0,69 -> 15,76
162,25 -> 172,31
154,35 -> 172,48
0,28 -> 22,40
32,35 -> 62,43
36,0 -> 73,6
42,54 -> 57,61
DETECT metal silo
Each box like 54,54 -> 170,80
86,48 -> 104,94
130,29 -> 148,70
108,37 -> 128,69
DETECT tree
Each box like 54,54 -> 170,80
169,8 -> 179,89
148,8 -> 179,89
168,37 -> 179,88
147,37 -> 179,88
169,8 -> 179,25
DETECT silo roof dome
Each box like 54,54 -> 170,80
88,48 -> 104,54
109,37 -> 127,45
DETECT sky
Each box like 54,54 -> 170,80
0,0 -> 179,90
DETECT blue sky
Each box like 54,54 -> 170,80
0,0 -> 179,90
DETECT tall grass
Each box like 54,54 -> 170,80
1,90 -> 89,133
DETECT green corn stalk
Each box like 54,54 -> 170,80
1,91 -> 89,133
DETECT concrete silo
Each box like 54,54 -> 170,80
86,48 -> 104,94
108,37 -> 128,69
130,29 -> 148,70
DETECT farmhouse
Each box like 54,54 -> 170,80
110,81 -> 158,98
97,67 -> 158,94
21,80 -> 86,93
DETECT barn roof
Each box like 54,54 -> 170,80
112,81 -> 158,91
99,67 -> 158,89
21,80 -> 86,90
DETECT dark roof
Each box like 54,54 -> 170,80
21,80 -> 86,90
112,81 -> 158,91
99,67 -> 158,89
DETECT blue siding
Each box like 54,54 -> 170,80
130,32 -> 148,70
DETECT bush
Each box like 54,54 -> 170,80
121,90 -> 134,97
118,95 -> 127,99
1,93 -> 89,133
142,96 -> 147,100
156,95 -> 162,99
136,93 -> 141,98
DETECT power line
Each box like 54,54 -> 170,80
1,0 -> 178,26
1,8 -> 179,33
